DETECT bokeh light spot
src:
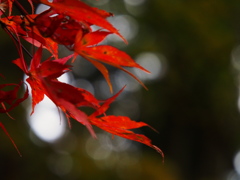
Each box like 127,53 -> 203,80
28,102 -> 66,143
25,73 -> 72,143
107,15 -> 138,42
133,52 -> 167,82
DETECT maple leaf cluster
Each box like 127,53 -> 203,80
0,0 -> 163,158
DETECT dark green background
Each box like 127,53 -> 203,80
1,0 -> 240,179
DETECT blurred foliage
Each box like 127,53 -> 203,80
1,0 -> 240,180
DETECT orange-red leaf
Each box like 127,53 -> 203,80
14,47 -> 100,137
89,115 -> 164,158
76,45 -> 149,73
74,44 -> 149,90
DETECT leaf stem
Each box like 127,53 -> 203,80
0,22 -> 30,73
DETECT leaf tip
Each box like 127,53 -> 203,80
152,145 -> 164,163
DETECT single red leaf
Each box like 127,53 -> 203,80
74,44 -> 149,90
13,47 -> 73,113
88,86 -> 163,157
27,46 -> 72,78
14,47 -> 99,137
89,115 -> 164,159
77,45 -> 149,73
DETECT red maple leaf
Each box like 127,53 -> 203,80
88,87 -> 164,159
90,115 -> 164,158
13,47 -> 100,138
74,30 -> 149,92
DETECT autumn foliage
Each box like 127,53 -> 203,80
0,0 -> 163,158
